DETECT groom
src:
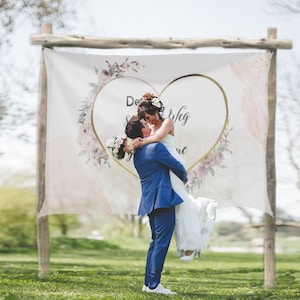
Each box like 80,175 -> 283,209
125,116 -> 187,295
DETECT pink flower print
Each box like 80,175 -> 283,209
101,68 -> 110,76
214,151 -> 224,165
187,121 -> 233,192
79,124 -> 89,136
231,60 -> 268,149
92,144 -> 101,156
87,91 -> 96,101
197,163 -> 207,180
202,154 -> 215,168
77,58 -> 143,167
83,137 -> 93,151
80,123 -> 95,139
242,89 -> 267,148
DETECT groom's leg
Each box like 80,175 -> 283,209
144,213 -> 154,286
146,207 -> 175,289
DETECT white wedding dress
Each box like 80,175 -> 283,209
161,134 -> 217,257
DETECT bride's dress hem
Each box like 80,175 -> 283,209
161,134 -> 217,258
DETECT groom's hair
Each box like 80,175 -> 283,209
125,116 -> 144,139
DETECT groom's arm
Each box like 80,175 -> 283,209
154,143 -> 188,183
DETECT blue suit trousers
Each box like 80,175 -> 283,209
144,207 -> 175,289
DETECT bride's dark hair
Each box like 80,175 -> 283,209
137,92 -> 164,120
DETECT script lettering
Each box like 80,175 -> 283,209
168,105 -> 191,126
176,146 -> 188,155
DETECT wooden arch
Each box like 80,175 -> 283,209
30,24 -> 293,289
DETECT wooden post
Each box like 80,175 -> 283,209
264,28 -> 277,289
36,23 -> 52,279
30,35 -> 292,50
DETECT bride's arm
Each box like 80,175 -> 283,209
124,118 -> 174,152
139,118 -> 174,147
124,137 -> 140,153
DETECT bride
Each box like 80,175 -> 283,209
125,93 -> 217,261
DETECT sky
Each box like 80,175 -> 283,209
1,0 -> 299,222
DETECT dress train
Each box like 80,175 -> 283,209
161,134 -> 217,257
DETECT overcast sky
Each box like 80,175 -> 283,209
1,0 -> 299,221
77,0 -> 297,43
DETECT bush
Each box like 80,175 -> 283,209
50,237 -> 120,252
0,186 -> 36,250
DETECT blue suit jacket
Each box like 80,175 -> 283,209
134,142 -> 188,215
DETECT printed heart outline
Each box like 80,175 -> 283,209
91,74 -> 228,177
162,74 -> 229,170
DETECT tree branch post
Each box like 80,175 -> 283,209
30,34 -> 292,50
36,23 -> 52,279
264,27 -> 277,290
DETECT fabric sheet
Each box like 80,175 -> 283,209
41,48 -> 273,217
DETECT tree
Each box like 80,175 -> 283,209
277,60 -> 300,190
0,185 -> 36,249
0,0 -> 75,50
266,0 -> 300,15
267,0 -> 300,207
49,214 -> 81,236
0,94 -> 6,124
0,0 -> 78,151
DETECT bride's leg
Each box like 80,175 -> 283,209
180,250 -> 197,261
183,250 -> 194,256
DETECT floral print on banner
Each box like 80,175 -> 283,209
77,58 -> 233,190
187,120 -> 233,193
77,58 -> 143,167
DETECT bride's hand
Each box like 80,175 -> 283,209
131,137 -> 143,149
124,145 -> 132,153
124,138 -> 142,153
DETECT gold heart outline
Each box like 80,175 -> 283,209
91,76 -> 156,179
161,74 -> 229,171
91,74 -> 228,177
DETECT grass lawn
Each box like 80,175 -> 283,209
0,237 -> 299,299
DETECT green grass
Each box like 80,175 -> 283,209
0,237 -> 299,299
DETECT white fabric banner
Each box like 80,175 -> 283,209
41,48 -> 273,217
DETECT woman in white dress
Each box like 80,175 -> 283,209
126,93 -> 217,261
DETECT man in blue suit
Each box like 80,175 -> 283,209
125,116 -> 187,295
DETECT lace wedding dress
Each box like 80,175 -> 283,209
161,134 -> 217,257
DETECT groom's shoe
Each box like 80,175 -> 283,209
146,283 -> 177,295
142,284 -> 147,292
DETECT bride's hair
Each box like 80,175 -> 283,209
137,92 -> 164,120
